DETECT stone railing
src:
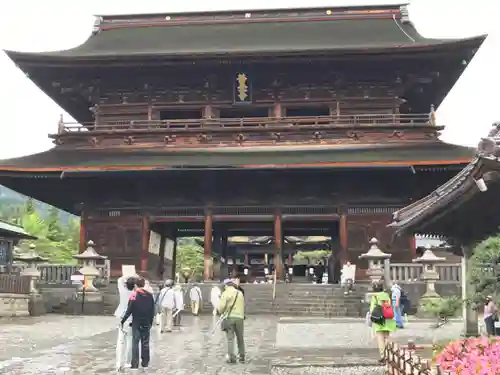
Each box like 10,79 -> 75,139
390,263 -> 461,283
0,260 -> 111,286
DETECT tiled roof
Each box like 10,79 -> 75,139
4,6 -> 485,60
389,123 -> 500,236
0,220 -> 37,240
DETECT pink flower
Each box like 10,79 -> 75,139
436,337 -> 500,374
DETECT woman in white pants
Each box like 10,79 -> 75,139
115,276 -> 136,371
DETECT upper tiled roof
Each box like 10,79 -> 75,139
5,5 -> 486,61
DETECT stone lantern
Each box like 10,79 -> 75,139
359,238 -> 392,286
72,240 -> 107,293
413,245 -> 445,308
71,240 -> 106,314
14,243 -> 47,294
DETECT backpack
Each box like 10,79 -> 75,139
370,295 -> 394,324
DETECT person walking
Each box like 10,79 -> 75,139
121,277 -> 155,371
218,278 -> 245,364
114,276 -> 136,372
484,295 -> 498,336
391,283 -> 404,329
189,282 -> 202,316
157,279 -> 176,333
369,281 -> 397,363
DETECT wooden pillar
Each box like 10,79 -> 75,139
204,209 -> 213,281
140,216 -> 150,273
244,251 -> 249,266
147,102 -> 153,121
409,235 -> 417,258
158,235 -> 166,279
339,212 -> 348,264
287,252 -> 293,265
274,103 -> 282,118
171,234 -> 178,281
221,234 -> 228,260
204,105 -> 213,119
79,214 -> 86,253
274,211 -> 283,280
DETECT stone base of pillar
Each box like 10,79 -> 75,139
28,293 -> 46,316
70,291 -> 104,315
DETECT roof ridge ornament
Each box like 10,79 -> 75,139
92,17 -> 103,35
399,5 -> 410,24
477,121 -> 500,157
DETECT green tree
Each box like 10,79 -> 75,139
24,198 -> 36,215
21,211 -> 48,238
46,206 -> 64,242
175,240 -> 204,279
468,235 -> 500,307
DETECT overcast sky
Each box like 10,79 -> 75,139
0,0 -> 497,159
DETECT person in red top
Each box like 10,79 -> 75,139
120,277 -> 155,370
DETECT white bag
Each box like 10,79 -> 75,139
365,311 -> 372,327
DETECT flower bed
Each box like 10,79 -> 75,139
435,337 -> 500,374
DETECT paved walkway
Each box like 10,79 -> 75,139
0,315 -> 464,374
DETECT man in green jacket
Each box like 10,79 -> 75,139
218,278 -> 245,364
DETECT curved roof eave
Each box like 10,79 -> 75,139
4,34 -> 486,65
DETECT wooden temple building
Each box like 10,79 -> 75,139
0,5 -> 485,280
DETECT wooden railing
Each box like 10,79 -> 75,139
58,113 -> 434,134
389,263 -> 461,283
385,341 -> 448,375
0,261 -> 111,286
0,274 -> 31,294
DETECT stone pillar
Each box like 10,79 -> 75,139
273,211 -> 283,280
462,246 -> 478,336
204,209 -> 213,281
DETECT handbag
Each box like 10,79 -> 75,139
220,291 -> 239,332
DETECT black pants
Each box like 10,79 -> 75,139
485,315 -> 496,336
131,325 -> 151,369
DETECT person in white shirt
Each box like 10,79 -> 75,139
114,276 -> 136,371
173,284 -> 184,327
210,285 -> 222,317
189,283 -> 202,316
157,279 -> 176,333
341,261 -> 356,295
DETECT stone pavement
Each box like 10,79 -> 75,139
0,315 -> 464,375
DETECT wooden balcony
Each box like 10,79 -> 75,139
52,113 -> 439,149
